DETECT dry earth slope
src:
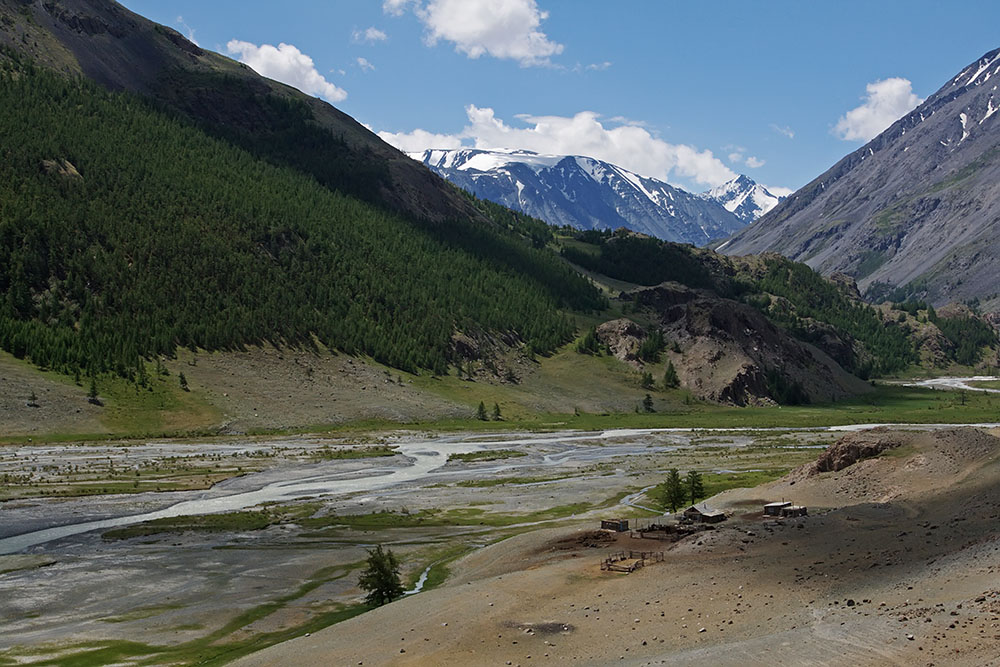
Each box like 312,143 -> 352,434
236,427 -> 1000,666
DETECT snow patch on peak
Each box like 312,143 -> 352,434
706,176 -> 784,223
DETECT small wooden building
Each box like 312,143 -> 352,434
601,518 -> 630,532
780,505 -> 808,518
683,505 -> 727,523
764,501 -> 792,516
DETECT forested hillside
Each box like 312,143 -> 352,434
561,230 -> 997,377
0,60 -> 602,381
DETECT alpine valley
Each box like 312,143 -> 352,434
3,2 -> 1000,667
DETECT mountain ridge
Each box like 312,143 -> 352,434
411,148 -> 781,245
719,47 -> 1000,308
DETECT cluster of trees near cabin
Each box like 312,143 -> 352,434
0,61 -> 605,381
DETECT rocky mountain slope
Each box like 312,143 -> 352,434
720,47 -> 1000,308
594,283 -> 867,406
412,148 -> 781,245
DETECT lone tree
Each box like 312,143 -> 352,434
492,402 -> 502,421
663,360 -> 679,389
642,393 -> 654,413
476,401 -> 488,421
662,468 -> 686,512
641,371 -> 654,389
179,372 -> 189,392
358,545 -> 405,606
685,470 -> 705,505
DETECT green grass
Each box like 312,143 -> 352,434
311,445 -> 396,460
447,449 -> 527,463
454,474 -> 566,488
101,510 -> 277,540
968,379 -> 1000,390
300,494 -> 622,533
99,604 -> 184,624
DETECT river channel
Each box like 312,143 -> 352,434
4,419 -> 998,556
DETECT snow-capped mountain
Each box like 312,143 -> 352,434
707,174 -> 783,223
410,148 -> 776,246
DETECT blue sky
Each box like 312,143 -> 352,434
121,0 -> 1000,195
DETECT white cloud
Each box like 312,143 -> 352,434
834,77 -> 923,142
356,57 -> 376,72
379,105 -> 737,187
383,0 -> 416,16
728,151 -> 744,163
226,40 -> 347,103
377,127 -> 465,152
176,16 -> 198,46
770,123 -> 795,139
745,156 -> 765,168
353,26 -> 388,43
586,61 -> 611,71
389,0 -> 563,66
764,185 -> 794,198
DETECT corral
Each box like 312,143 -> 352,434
600,549 -> 664,573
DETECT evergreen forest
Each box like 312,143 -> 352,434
0,61 -> 603,381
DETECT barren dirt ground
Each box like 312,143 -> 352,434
236,428 -> 1000,667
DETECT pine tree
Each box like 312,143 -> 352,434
663,360 -> 679,389
179,372 -> 189,392
662,469 -> 686,512
491,402 -> 501,421
357,545 -> 404,606
88,377 -> 99,402
641,371 -> 654,389
642,393 -> 654,413
476,401 -> 488,421
685,470 -> 705,505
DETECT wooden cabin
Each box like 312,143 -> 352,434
764,501 -> 792,516
682,505 -> 727,523
601,518 -> 629,532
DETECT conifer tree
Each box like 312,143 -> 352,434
641,371 -> 654,389
662,468 -> 685,512
685,470 -> 705,505
358,545 -> 404,606
476,401 -> 488,421
663,360 -> 679,389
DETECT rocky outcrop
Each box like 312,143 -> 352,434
813,429 -> 905,473
595,319 -> 646,366
627,282 -> 868,406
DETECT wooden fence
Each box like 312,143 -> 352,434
600,549 -> 664,573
